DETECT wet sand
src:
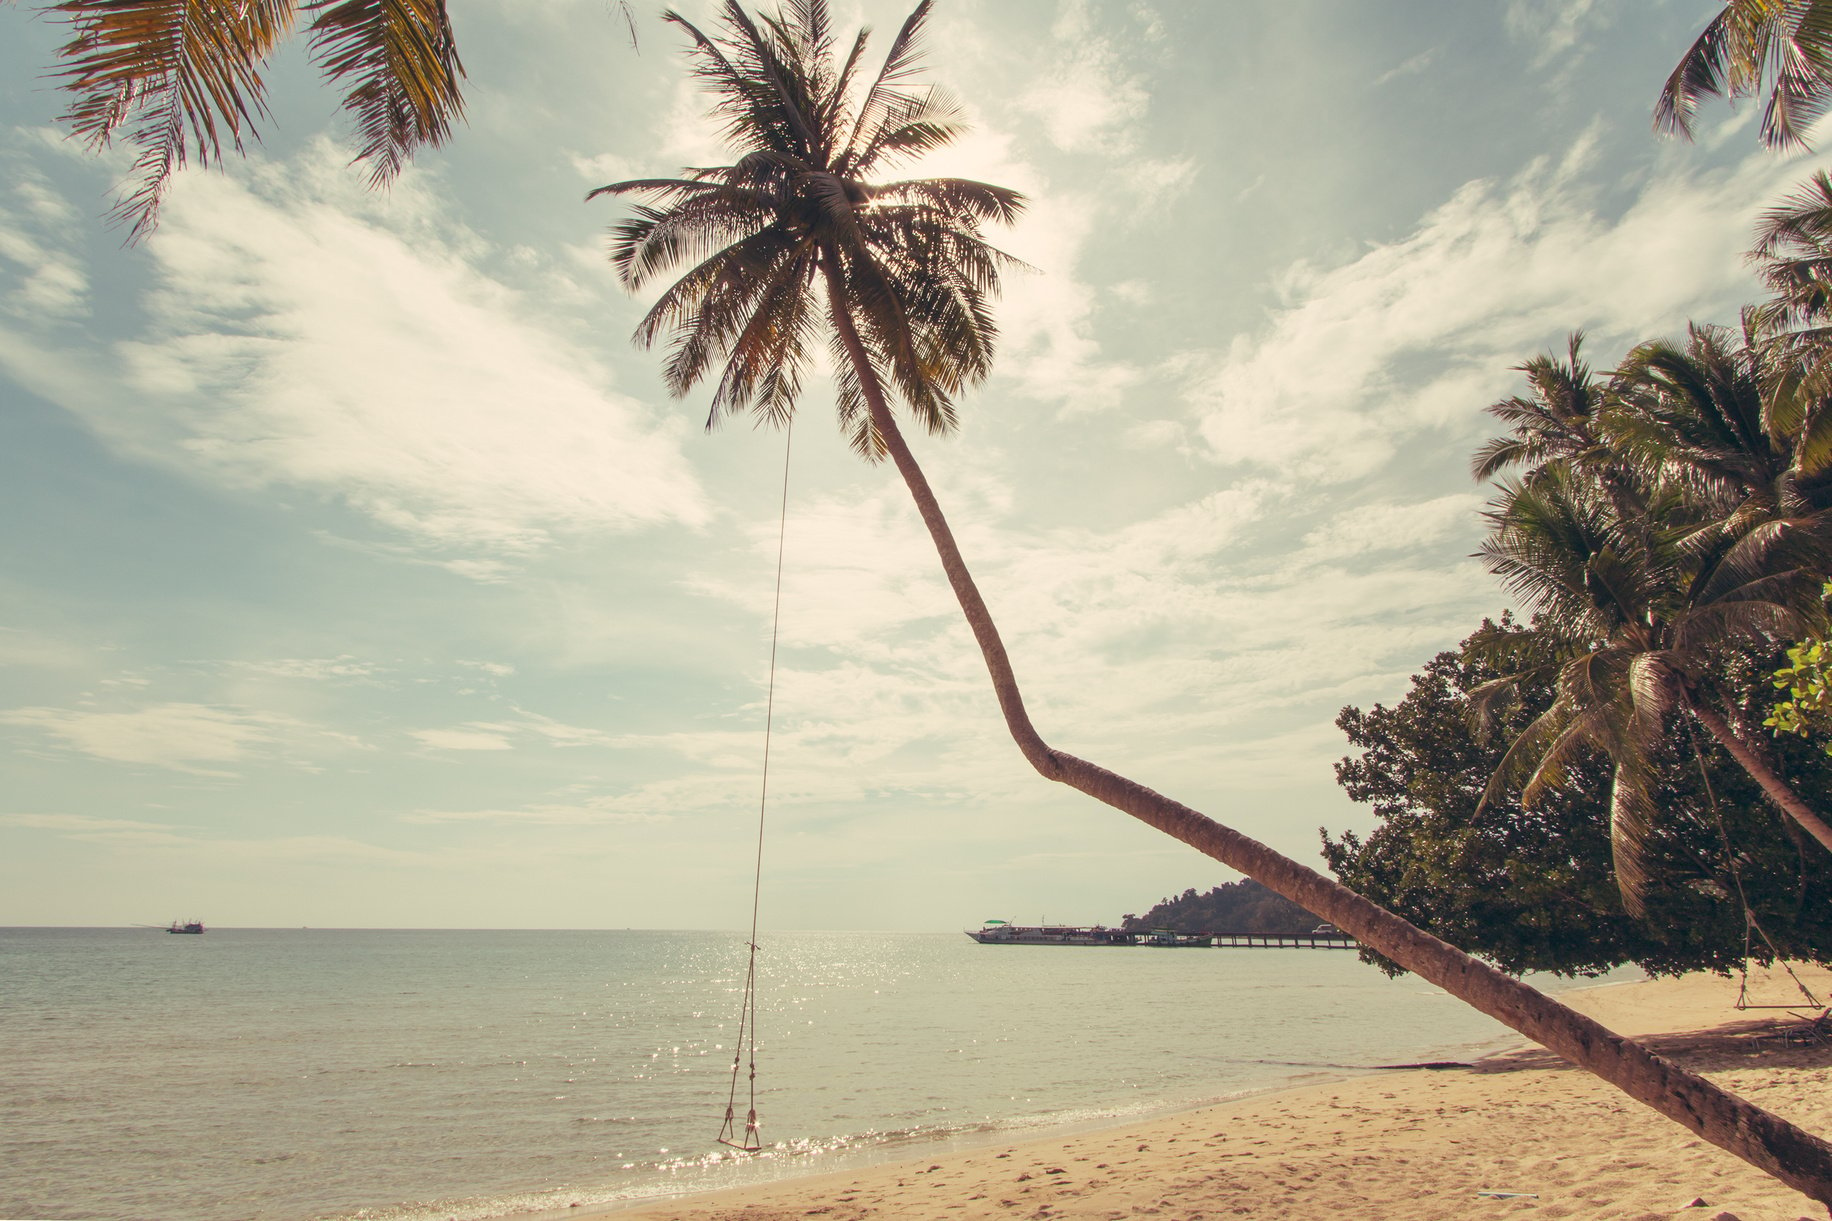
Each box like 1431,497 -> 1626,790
584,965 -> 1832,1221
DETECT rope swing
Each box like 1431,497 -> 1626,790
718,423 -> 793,1154
1688,730 -> 1823,1012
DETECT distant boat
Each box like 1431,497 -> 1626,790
166,920 -> 205,935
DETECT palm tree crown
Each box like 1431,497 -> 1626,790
589,0 -> 1023,455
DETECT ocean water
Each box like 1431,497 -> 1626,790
0,927 -> 1537,1221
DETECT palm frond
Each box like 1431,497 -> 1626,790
870,177 -> 1027,226
714,0 -> 823,157
1654,0 -> 1830,149
1607,761 -> 1657,916
840,0 -> 932,168
1687,514 -> 1825,608
1472,334 -> 1609,483
303,0 -> 466,189
605,187 -> 775,291
826,325 -> 880,458
49,0 -> 296,240
1656,6 -> 1743,140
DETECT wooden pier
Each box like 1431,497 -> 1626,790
1205,930 -> 1358,949
966,924 -> 1360,949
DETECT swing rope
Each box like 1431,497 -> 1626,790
1687,730 -> 1822,1011
718,422 -> 793,1153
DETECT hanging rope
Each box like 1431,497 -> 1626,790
1687,730 -> 1822,1011
718,422 -> 793,1153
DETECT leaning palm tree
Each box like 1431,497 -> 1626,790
598,0 -> 1832,1205
24,0 -> 467,240
1657,0 -> 1832,149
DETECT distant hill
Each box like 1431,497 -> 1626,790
1120,879 -> 1324,935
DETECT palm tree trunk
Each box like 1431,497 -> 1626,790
820,266 -> 1832,1211
1686,692 -> 1832,854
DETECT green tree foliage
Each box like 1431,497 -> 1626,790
1324,620 -> 1832,979
1768,588 -> 1832,752
1119,879 -> 1322,936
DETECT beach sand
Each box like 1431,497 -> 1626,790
587,965 -> 1832,1221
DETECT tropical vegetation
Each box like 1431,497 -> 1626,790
1119,879 -> 1322,937
17,0 -> 1832,1203
1326,619 -> 1832,979
1327,174 -> 1832,978
598,0 -> 1832,1204
1769,590 -> 1832,750
1467,326 -> 1832,902
24,0 -> 1832,243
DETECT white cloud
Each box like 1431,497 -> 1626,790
1116,157 -> 1196,206
1300,494 -> 1486,562
1182,138 -> 1795,483
512,709 -> 614,747
402,791 -> 673,825
689,482 -> 955,655
992,190 -> 1145,414
1014,3 -> 1149,154
234,656 -> 383,681
0,625 -> 92,670
410,726 -> 517,751
0,137 -> 710,562
0,162 -> 89,322
1374,49 -> 1439,88
1,812 -> 181,834
570,149 -> 640,185
408,710 -> 618,753
1504,0 -> 1605,71
0,701 -> 360,775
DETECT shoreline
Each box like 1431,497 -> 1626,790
546,965 -> 1831,1221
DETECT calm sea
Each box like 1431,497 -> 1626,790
0,927 -> 1544,1221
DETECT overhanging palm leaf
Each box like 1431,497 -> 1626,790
48,0 -> 296,239
34,0 -> 468,240
1657,0 -> 1832,149
304,0 -> 466,189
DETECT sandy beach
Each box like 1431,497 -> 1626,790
588,966 -> 1832,1221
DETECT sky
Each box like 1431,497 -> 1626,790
0,0 -> 1817,931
